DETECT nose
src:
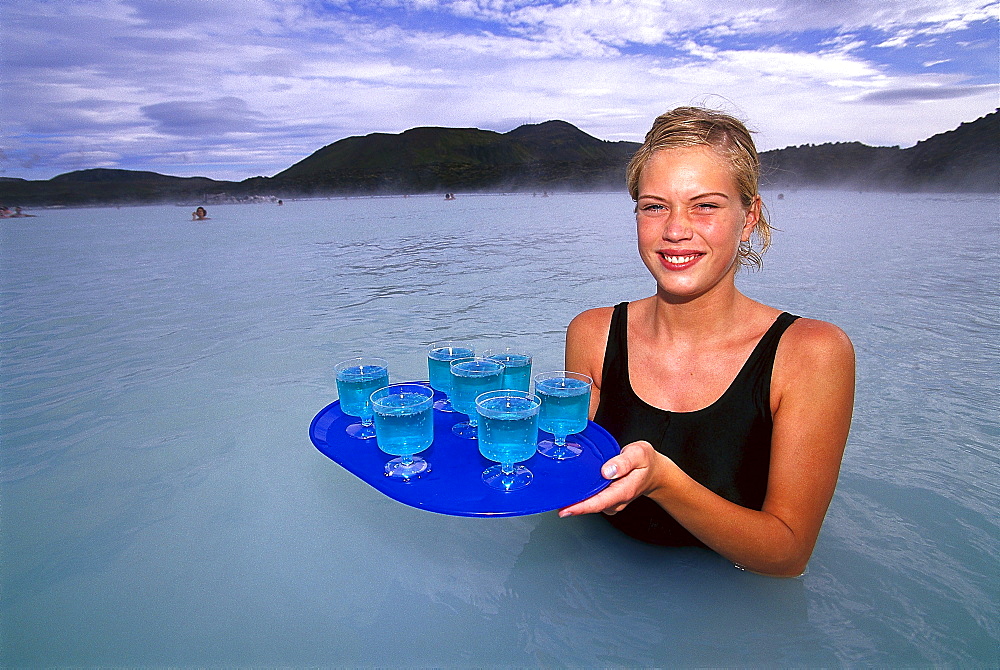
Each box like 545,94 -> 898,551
661,211 -> 692,242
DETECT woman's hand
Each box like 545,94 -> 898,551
558,441 -> 672,517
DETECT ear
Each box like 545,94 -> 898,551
741,195 -> 761,242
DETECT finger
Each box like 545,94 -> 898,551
558,479 -> 634,517
603,507 -> 622,516
602,501 -> 632,516
558,488 -> 615,517
600,440 -> 652,480
558,442 -> 654,517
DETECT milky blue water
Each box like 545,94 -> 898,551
2,192 -> 998,666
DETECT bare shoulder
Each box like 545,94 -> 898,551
773,317 -> 855,402
568,306 -> 614,334
567,306 -> 615,355
780,317 -> 855,365
566,305 -> 616,385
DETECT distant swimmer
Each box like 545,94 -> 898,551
444,193 -> 456,200
1,206 -> 34,218
192,206 -> 208,220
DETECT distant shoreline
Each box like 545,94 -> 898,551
4,186 -> 997,216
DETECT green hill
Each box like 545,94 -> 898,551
899,110 -> 999,191
270,120 -> 638,193
1,168 -> 238,206
760,109 -> 999,192
2,111 -> 996,207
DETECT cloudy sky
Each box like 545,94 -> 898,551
2,0 -> 997,181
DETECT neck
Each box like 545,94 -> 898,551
648,276 -> 753,343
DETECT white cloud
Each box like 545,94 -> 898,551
53,150 -> 124,170
383,0 -> 996,42
1,0 -> 996,180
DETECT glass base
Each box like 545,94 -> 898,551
433,398 -> 457,412
345,421 -> 377,440
384,456 -> 430,480
537,439 -> 582,460
451,421 -> 478,439
482,464 -> 532,491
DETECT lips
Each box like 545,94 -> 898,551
657,250 -> 704,269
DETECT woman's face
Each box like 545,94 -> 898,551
635,145 -> 758,301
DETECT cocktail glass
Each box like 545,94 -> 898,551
534,371 -> 593,459
370,383 -> 434,480
334,356 -> 389,439
427,341 -> 475,412
482,347 -> 533,392
476,390 -> 541,491
449,357 -> 504,439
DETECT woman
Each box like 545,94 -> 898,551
559,107 -> 855,577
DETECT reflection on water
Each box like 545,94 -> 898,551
1,192 -> 997,666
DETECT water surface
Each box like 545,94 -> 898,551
2,192 -> 997,666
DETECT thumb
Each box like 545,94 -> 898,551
600,440 -> 651,480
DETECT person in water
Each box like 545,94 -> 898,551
192,206 -> 208,220
559,107 -> 855,577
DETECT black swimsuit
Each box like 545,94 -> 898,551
594,302 -> 800,546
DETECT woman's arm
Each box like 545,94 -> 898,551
560,318 -> 855,577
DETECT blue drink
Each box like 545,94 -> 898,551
336,365 -> 389,418
477,395 -> 539,465
476,390 -> 541,491
451,359 -> 504,416
449,357 -> 504,438
334,356 -> 389,440
534,371 -> 593,460
536,377 -> 590,436
427,342 -> 474,412
372,393 -> 433,456
484,350 -> 532,392
371,384 -> 434,480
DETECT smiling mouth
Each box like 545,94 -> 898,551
659,252 -> 704,265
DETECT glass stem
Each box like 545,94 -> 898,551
501,462 -> 515,476
554,434 -> 566,447
362,415 -> 373,427
400,454 -> 413,466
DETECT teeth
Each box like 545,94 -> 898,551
663,254 -> 698,264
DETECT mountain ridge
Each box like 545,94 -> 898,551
759,109 -> 998,192
268,119 -> 638,193
2,110 -> 996,206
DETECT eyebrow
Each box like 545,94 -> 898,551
637,192 -> 731,201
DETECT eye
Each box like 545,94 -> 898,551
695,202 -> 720,210
640,203 -> 666,213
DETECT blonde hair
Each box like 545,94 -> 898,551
626,106 -> 771,269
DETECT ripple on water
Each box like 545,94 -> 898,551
1,194 -> 998,666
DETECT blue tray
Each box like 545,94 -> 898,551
309,385 -> 619,517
